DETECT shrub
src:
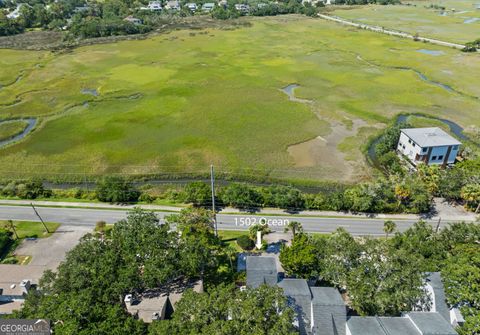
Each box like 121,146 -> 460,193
0,231 -> 13,257
220,183 -> 261,209
184,182 -> 211,207
95,221 -> 106,232
13,180 -> 50,199
138,192 -> 155,203
96,176 -> 140,203
237,235 -> 254,250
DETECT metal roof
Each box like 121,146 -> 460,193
406,312 -> 458,335
401,128 -> 461,147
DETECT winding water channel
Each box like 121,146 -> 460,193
0,118 -> 37,148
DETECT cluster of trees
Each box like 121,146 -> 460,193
334,0 -> 399,4
149,284 -> 296,334
185,178 -> 432,213
2,169 -> 478,214
13,207 -> 295,334
211,0 -> 322,20
279,220 -> 480,333
0,0 -> 153,37
0,230 -> 14,258
462,38 -> 480,52
0,179 -> 51,199
14,207 -> 249,334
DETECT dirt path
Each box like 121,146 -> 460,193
318,13 -> 467,50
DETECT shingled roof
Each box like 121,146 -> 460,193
246,256 -> 278,288
278,279 -> 312,335
311,287 -> 346,335
426,272 -> 451,323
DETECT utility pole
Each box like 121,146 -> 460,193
210,165 -> 218,237
435,217 -> 441,233
30,203 -> 49,234
8,220 -> 18,239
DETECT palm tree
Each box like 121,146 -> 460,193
383,220 -> 396,239
224,245 -> 237,271
284,221 -> 303,238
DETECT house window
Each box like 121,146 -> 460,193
412,142 -> 416,147
422,147 -> 428,153
408,139 -> 412,144
453,145 -> 459,150
432,156 -> 437,160
438,155 -> 444,160
403,145 -> 406,149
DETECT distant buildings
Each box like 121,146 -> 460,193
186,2 -> 198,11
245,255 -> 459,335
6,4 -> 29,19
234,3 -> 250,13
140,1 -> 162,11
202,3 -> 216,12
165,0 -> 181,11
397,127 -> 461,167
124,15 -> 143,25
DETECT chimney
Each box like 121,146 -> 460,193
20,280 -> 31,295
124,294 -> 133,307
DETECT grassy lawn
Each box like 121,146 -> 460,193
219,230 -> 248,251
0,220 -> 60,264
0,15 -> 479,182
0,119 -> 29,142
0,220 -> 60,239
331,0 -> 480,44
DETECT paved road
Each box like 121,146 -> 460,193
0,205 -> 468,236
318,14 -> 466,50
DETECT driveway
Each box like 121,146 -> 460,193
13,224 -> 92,270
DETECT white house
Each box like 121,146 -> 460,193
234,3 -> 250,13
186,2 -> 198,11
140,1 -> 162,11
202,2 -> 215,11
124,15 -> 142,24
397,127 -> 461,167
165,0 -> 180,10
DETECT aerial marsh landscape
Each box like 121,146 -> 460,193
0,14 -> 479,182
331,0 -> 480,44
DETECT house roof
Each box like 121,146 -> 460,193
126,294 -> 168,323
347,316 -> 386,335
311,287 -> 346,335
246,256 -> 278,288
0,265 -> 45,296
377,317 -> 420,335
401,128 -> 461,147
278,279 -> 312,335
406,312 -> 457,335
348,314 -> 458,335
311,287 -> 344,306
426,272 -> 451,323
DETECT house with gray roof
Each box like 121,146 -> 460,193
423,272 -> 465,327
397,127 -> 461,167
346,313 -> 457,335
311,287 -> 346,335
246,256 -> 278,288
245,256 -> 459,335
278,279 -> 312,334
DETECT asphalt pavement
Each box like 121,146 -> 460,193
0,205 -> 470,236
